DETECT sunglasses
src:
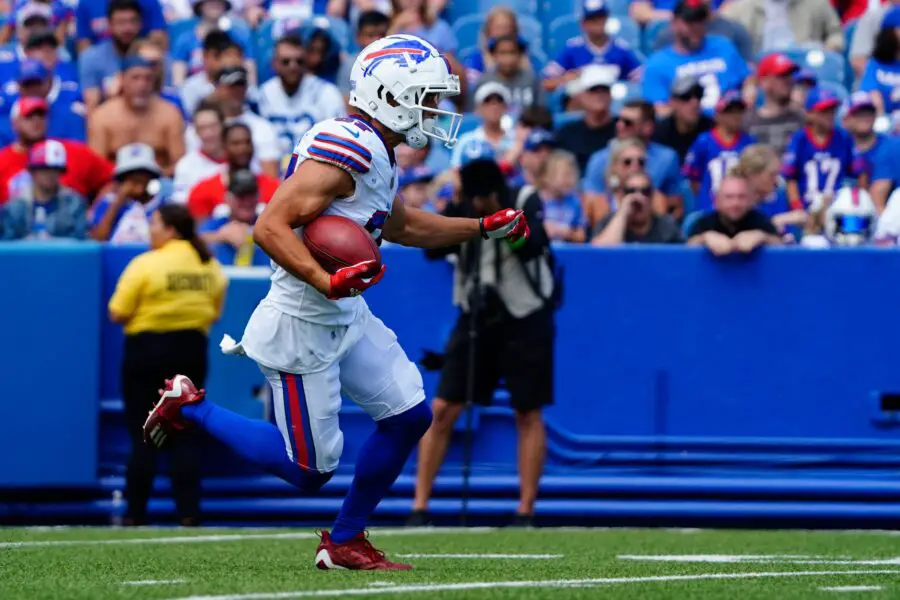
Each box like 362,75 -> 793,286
674,90 -> 703,101
623,185 -> 653,196
620,156 -> 646,167
279,57 -> 303,66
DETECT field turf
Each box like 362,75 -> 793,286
3,526 -> 900,599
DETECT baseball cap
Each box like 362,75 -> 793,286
398,164 -> 435,188
18,59 -> 50,84
882,6 -> 900,29
572,64 -> 617,94
474,81 -> 511,105
716,90 -> 746,112
16,2 -> 53,28
28,140 -> 67,171
14,96 -> 48,118
121,56 -> 156,73
582,0 -> 609,18
757,53 -> 799,78
805,87 -> 841,112
25,27 -> 58,49
846,90 -> 876,114
114,143 -> 162,180
459,140 -> 496,167
794,68 -> 817,86
674,0 -> 710,22
524,128 -> 556,151
228,169 -> 259,196
216,66 -> 249,86
671,74 -> 704,98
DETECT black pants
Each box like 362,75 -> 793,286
122,330 -> 208,524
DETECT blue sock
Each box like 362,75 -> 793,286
330,402 -> 432,544
182,402 -> 332,492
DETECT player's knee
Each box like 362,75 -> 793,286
296,469 -> 334,493
430,398 -> 462,430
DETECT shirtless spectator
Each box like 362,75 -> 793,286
88,56 -> 185,177
172,99 -> 226,203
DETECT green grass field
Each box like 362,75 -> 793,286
3,526 -> 900,599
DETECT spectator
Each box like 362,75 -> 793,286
132,39 -> 186,116
2,140 -> 87,240
199,168 -> 269,266
592,171 -> 684,245
736,144 -> 806,235
0,97 -> 113,203
509,129 -> 556,189
642,0 -> 748,116
543,0 -> 641,93
686,171 -> 781,253
554,65 -> 616,172
171,0 -> 254,85
652,75 -> 714,163
874,186 -> 900,243
78,0 -> 144,111
472,36 -> 543,115
850,0 -> 900,78
461,6 -> 520,85
630,0 -> 676,25
76,0 -> 166,53
257,33 -> 344,160
844,91 -> 889,190
0,60 -> 85,145
791,68 -> 817,113
338,11 -> 390,96
0,24 -> 78,85
172,99 -> 226,203
650,5 -> 754,62
389,0 -> 457,55
187,122 -> 279,219
91,142 -> 166,243
498,106 -> 553,179
88,56 -> 186,177
450,82 -> 514,169
531,149 -> 586,243
721,0 -> 844,55
782,87 -> 856,209
186,65 -> 280,178
870,136 -> 900,213
398,164 -> 437,212
296,20 -> 342,84
801,186 -> 878,247
396,139 -> 449,174
860,8 -> 900,118
180,30 -> 242,117
583,99 -> 683,220
684,91 -> 757,212
744,54 -> 804,155
0,0 -> 72,47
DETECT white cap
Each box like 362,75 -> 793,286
572,64 -> 618,95
474,81 -> 512,105
17,2 -> 53,28
114,143 -> 162,179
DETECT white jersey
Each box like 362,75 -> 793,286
264,115 -> 398,326
257,75 -> 345,160
875,189 -> 900,245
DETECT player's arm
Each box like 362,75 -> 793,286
382,199 -> 528,249
253,160 -> 382,298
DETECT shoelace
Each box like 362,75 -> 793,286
349,532 -> 387,563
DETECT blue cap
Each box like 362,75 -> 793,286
18,59 -> 50,83
120,56 -> 156,73
524,128 -> 556,151
846,90 -> 876,114
882,6 -> 900,29
715,90 -> 746,112
459,140 -> 496,167
805,87 -> 841,112
399,164 -> 435,188
582,0 -> 609,18
794,68 -> 817,86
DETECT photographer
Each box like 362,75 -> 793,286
410,159 -> 556,527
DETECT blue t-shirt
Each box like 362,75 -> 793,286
172,21 -> 253,76
583,141 -> 682,196
0,47 -> 77,91
77,40 -> 123,95
91,193 -> 166,242
542,193 -> 585,231
782,127 -> 856,204
683,129 -> 757,211
642,35 -> 748,112
860,59 -> 900,116
872,136 -> 900,186
199,215 -> 270,267
543,36 -> 641,81
647,0 -> 724,9
851,134 -> 889,185
76,0 -> 165,45
402,20 -> 458,54
0,80 -> 86,146
2,0 -> 74,29
756,187 -> 792,218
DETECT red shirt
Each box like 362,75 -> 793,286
0,140 -> 114,204
188,171 -> 279,219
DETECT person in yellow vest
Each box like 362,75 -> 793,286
108,204 -> 228,526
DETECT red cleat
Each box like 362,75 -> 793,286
143,375 -> 205,448
314,530 -> 413,571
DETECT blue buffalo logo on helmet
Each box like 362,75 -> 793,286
362,37 -> 434,77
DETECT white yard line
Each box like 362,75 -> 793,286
820,586 -> 885,593
0,527 -> 495,549
122,580 -> 187,586
395,554 -> 562,559
165,570 -> 900,600
618,555 -> 898,566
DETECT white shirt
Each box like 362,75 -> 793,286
875,189 -> 900,244
180,72 -> 215,118
256,74 -> 345,159
186,108 -> 281,163
172,150 -> 227,204
449,125 -> 515,168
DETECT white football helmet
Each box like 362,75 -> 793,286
825,186 -> 876,246
349,34 -> 461,150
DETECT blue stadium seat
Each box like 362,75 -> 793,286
452,13 -> 543,54
642,19 -> 667,56
547,15 -> 640,59
541,0 -> 630,24
775,47 -> 847,87
843,19 -> 858,87
819,79 -> 850,104
605,16 -> 641,54
480,0 -> 539,14
168,19 -> 194,46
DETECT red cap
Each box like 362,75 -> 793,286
756,54 -> 799,78
16,96 -> 48,118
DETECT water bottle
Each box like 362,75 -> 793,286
110,489 -> 125,527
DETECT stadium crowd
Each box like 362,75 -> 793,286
2,0 -> 900,256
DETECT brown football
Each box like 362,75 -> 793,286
301,215 -> 382,275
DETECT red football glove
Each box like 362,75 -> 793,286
328,260 -> 386,300
480,208 -> 530,242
